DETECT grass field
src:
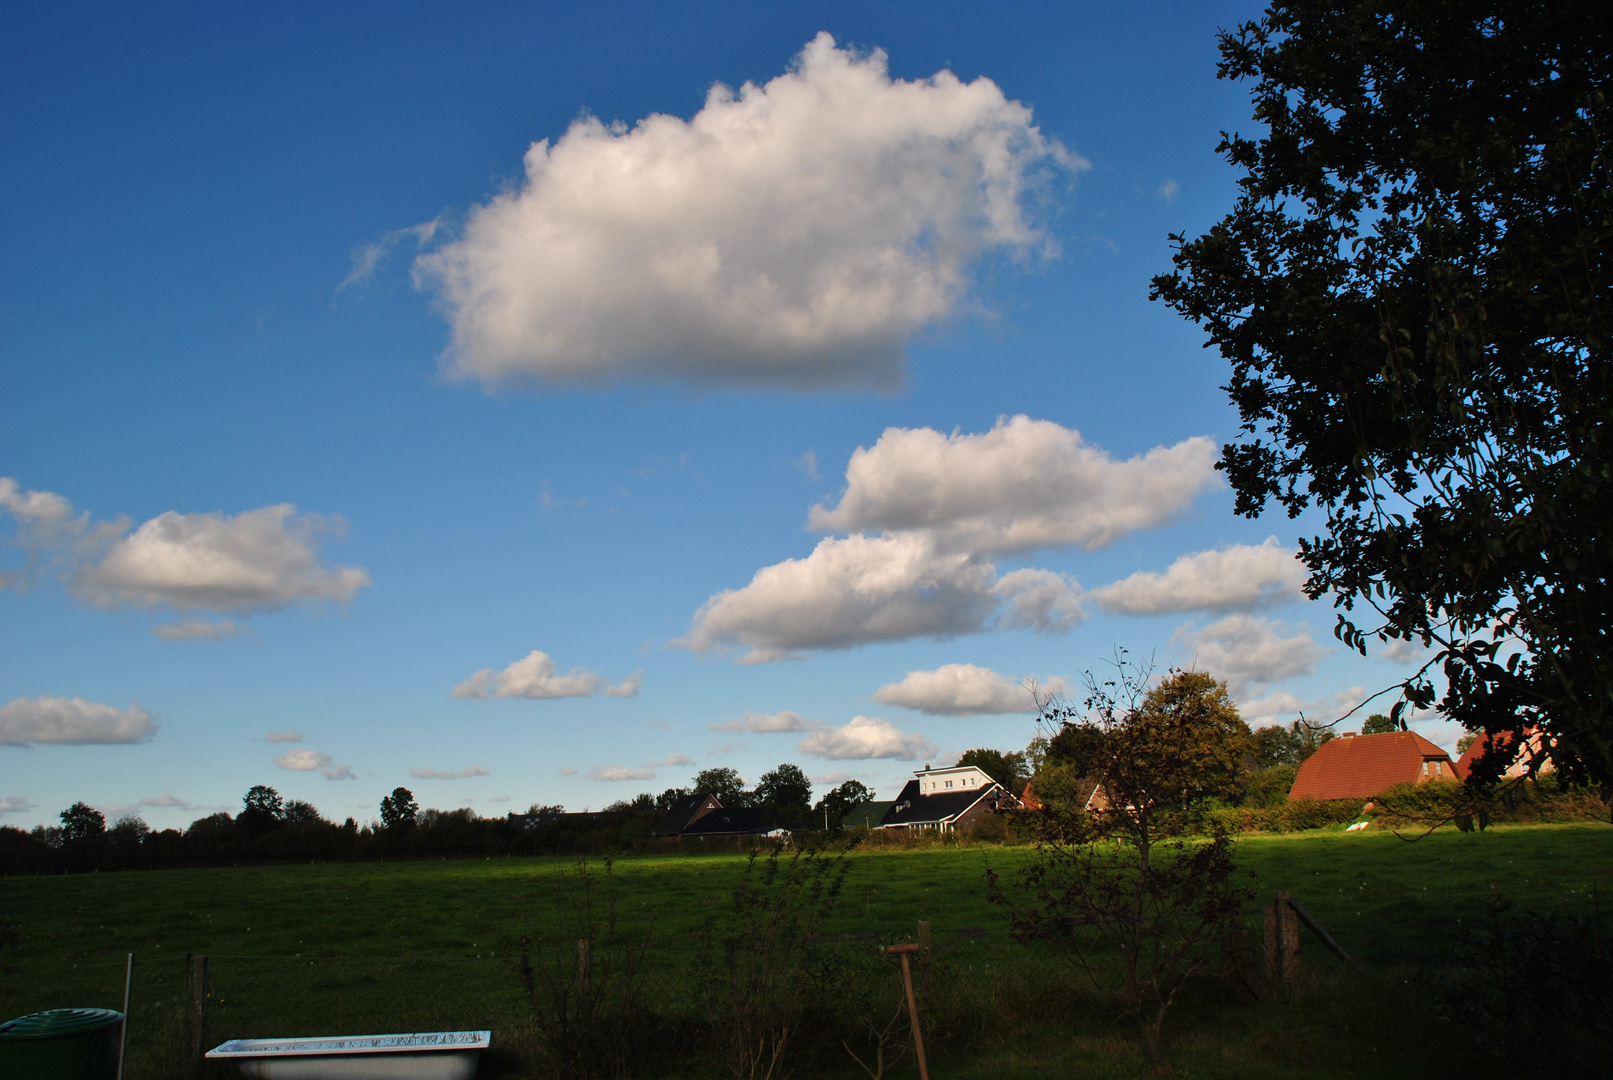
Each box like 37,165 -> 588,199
3,823 -> 1609,1078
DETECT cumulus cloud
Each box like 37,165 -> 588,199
1239,685 -> 1372,730
263,729 -> 303,744
339,218 -> 443,291
588,765 -> 656,782
0,696 -> 156,747
645,754 -> 694,768
409,766 -> 491,780
75,505 -> 370,613
558,766 -> 579,776
153,619 -> 246,642
676,533 -> 999,662
452,650 -> 642,699
708,711 -> 819,733
1175,614 -> 1327,697
992,569 -> 1085,632
272,748 -> 353,780
1376,637 -> 1432,665
872,663 -> 1064,716
417,33 -> 1077,390
136,794 -> 195,809
799,715 -> 937,760
1092,538 -> 1306,615
0,795 -> 37,814
808,417 -> 1217,554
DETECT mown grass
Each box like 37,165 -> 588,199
2,822 -> 1609,1078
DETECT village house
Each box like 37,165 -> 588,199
652,793 -> 785,838
876,764 -> 1020,832
1453,729 -> 1553,780
1288,730 -> 1458,800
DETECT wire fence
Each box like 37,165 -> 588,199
4,923 -> 1088,1079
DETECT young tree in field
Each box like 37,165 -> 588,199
1153,0 -> 1613,787
990,660 -> 1252,1061
238,785 -> 284,836
691,767 -> 749,808
753,764 -> 813,829
59,802 -> 105,843
379,786 -> 418,831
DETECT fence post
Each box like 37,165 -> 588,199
917,921 -> 930,953
577,939 -> 591,999
1266,893 -> 1299,989
192,955 -> 210,1061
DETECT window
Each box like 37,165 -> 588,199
945,780 -> 953,788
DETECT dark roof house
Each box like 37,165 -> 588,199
842,801 -> 895,828
653,793 -> 721,837
879,765 -> 1020,832
679,806 -> 784,838
1289,731 -> 1457,800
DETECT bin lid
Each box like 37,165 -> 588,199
0,1009 -> 124,1040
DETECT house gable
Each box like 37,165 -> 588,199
1289,731 -> 1456,800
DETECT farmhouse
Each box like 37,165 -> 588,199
877,764 -> 1020,832
1289,730 -> 1457,800
652,793 -> 784,838
1453,729 -> 1553,780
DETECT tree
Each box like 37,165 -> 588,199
990,659 -> 1252,1060
813,780 -> 873,830
1152,1 -> 1613,787
238,785 -> 284,835
379,787 -> 418,830
1362,713 -> 1399,736
282,800 -> 326,826
956,748 -> 1030,793
59,802 -> 105,843
691,767 -> 749,807
654,787 -> 690,811
753,763 -> 813,829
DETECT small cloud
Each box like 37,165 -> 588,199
796,450 -> 820,481
557,766 -> 578,776
872,663 -> 1061,716
587,765 -> 656,782
153,619 -> 245,642
0,795 -> 37,815
488,795 -> 511,803
408,766 -> 491,780
263,729 -> 303,744
799,716 -> 937,761
645,719 -> 670,730
338,217 -> 443,292
322,764 -> 356,781
808,771 -> 861,787
138,794 -> 192,809
452,650 -> 640,700
1159,180 -> 1180,202
274,748 -> 331,771
708,710 -> 820,733
710,740 -> 749,755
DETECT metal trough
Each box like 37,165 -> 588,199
205,1030 -> 490,1080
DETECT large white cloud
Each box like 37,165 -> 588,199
272,748 -> 353,780
872,663 -> 1066,716
1175,614 -> 1327,697
1092,538 -> 1307,615
74,505 -> 370,613
417,33 -> 1076,390
799,715 -> 937,760
676,533 -> 1000,662
452,651 -> 642,699
808,417 -> 1218,554
0,696 -> 155,747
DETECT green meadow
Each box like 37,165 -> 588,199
3,823 -> 1609,1079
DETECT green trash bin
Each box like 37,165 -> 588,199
0,1008 -> 124,1080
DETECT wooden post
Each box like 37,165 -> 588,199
1265,893 -> 1300,989
191,955 -> 211,1061
917,921 -> 931,953
577,939 -> 591,998
1263,902 -> 1278,984
887,945 -> 929,1080
116,953 -> 131,1080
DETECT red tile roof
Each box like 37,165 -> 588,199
1289,731 -> 1455,800
1453,729 -> 1549,780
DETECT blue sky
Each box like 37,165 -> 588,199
0,2 -> 1446,830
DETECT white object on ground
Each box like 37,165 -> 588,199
205,1030 -> 490,1080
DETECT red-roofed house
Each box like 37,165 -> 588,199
1453,730 -> 1552,781
1289,731 -> 1457,800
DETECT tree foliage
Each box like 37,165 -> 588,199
692,768 -> 750,808
59,802 -> 105,843
1153,0 -> 1613,786
955,747 -> 1030,793
753,763 -> 813,829
379,786 -> 418,831
812,780 -> 872,830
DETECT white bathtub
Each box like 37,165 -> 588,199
205,1030 -> 490,1080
